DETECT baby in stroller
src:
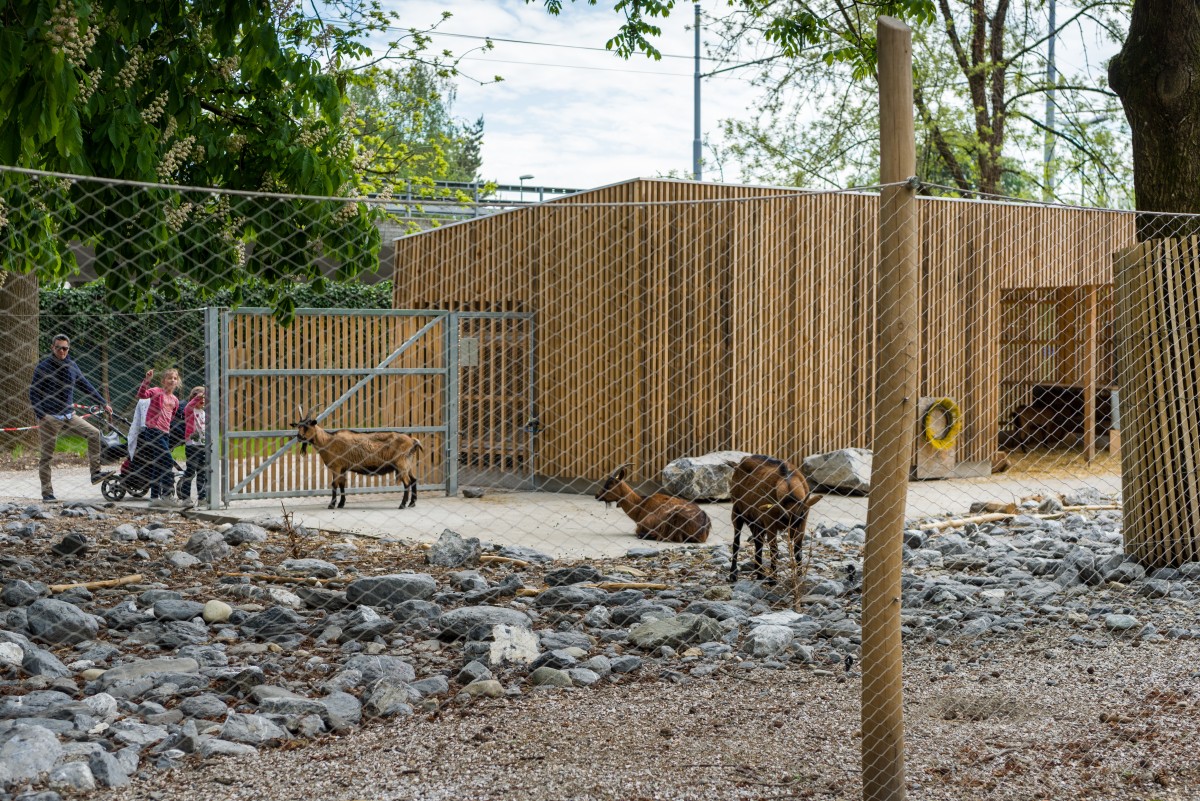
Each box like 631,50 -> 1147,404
98,399 -> 184,503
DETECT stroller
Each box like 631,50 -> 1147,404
98,400 -> 185,503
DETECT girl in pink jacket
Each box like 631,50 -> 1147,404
138,368 -> 182,508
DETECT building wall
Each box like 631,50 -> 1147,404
393,179 -> 1136,486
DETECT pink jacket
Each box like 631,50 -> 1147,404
184,395 -> 206,442
137,379 -> 179,434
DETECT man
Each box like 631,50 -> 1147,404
28,334 -> 113,502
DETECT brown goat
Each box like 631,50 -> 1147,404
729,455 -> 822,583
1010,403 -> 1071,452
292,409 -> 423,509
595,465 -> 711,543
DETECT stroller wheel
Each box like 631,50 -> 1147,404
100,476 -> 126,502
127,485 -> 148,498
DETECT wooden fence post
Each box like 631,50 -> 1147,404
863,15 -> 916,801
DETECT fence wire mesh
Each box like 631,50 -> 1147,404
2,166 -> 1200,799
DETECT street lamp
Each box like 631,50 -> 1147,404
519,174 -> 534,203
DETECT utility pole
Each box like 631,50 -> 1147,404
693,2 -> 702,181
1043,0 -> 1056,200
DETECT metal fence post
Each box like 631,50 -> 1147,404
446,313 -> 460,497
204,307 -> 223,510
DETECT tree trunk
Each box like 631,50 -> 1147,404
0,271 -> 40,453
1109,0 -> 1200,238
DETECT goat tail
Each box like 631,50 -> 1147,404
408,439 -> 424,459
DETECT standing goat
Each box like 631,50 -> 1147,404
292,408 -> 423,509
729,455 -> 822,583
595,465 -> 711,543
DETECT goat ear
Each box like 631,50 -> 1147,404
805,493 -> 823,509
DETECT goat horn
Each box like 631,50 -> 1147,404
296,405 -> 304,419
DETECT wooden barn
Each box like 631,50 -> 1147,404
392,178 -> 1135,491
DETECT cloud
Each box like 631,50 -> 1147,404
387,0 -> 755,189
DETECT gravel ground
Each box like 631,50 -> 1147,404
89,634 -> 1200,801
4,484 -> 1200,801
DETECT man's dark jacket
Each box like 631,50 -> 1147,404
29,355 -> 105,419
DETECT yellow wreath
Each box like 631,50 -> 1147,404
923,397 -> 963,451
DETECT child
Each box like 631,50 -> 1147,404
138,368 -> 183,509
179,386 -> 207,506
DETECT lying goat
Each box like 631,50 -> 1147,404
729,454 -> 822,583
595,464 -> 711,543
1009,403 -> 1070,452
292,408 -> 423,509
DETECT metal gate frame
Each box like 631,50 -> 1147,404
209,308 -> 534,507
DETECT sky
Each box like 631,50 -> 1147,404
386,1 -> 759,190
382,1 -> 1123,193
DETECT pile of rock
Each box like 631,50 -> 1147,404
2,489 -> 1199,799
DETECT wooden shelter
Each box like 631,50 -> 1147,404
393,178 -> 1136,489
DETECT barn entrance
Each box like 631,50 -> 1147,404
212,308 -> 534,506
998,286 -> 1116,460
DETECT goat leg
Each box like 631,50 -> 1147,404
729,514 -> 744,583
407,477 -> 418,508
327,483 -> 338,510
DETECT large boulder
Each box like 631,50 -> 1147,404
661,451 -> 751,501
802,448 -> 872,495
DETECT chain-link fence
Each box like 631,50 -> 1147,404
2,164 -> 1200,798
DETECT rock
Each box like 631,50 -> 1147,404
167,551 -> 202,569
202,600 -> 233,623
279,559 -> 339,579
1104,613 -> 1140,632
434,606 -> 532,640
467,624 -> 539,667
610,655 -> 643,674
345,574 -> 437,607
109,719 -> 169,747
365,677 -> 415,717
184,530 -> 232,562
154,599 -> 206,621
319,692 -> 362,730
0,642 -> 23,668
744,625 -> 793,657
109,523 -> 139,542
219,712 -> 289,745
0,725 -> 64,786
26,598 -> 101,645
21,647 -> 71,678
528,666 -> 573,687
224,523 -> 269,545
462,487 -> 486,499
2,580 -> 48,607
86,749 -> 129,788
241,606 -> 308,639
544,566 -> 604,586
629,614 -> 724,651
1103,562 -> 1146,584
425,529 -> 482,567
410,676 -> 450,699
341,654 -> 416,684
50,532 -> 90,557
567,667 -> 602,687
48,762 -> 96,792
1038,496 -> 1065,514
460,679 -> 505,699
180,694 -> 228,719
97,657 -> 201,688
802,448 -> 872,494
534,586 -> 610,610
660,451 -> 751,500
200,739 -> 259,758
496,545 -> 554,564
457,661 -> 493,685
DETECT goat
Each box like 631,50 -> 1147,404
594,464 -> 711,543
291,407 -> 423,509
729,455 -> 822,583
1009,403 -> 1070,452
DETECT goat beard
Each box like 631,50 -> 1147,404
299,442 -> 308,454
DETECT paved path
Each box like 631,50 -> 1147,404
0,465 -> 1122,561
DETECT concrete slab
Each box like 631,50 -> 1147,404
1,465 -> 1122,561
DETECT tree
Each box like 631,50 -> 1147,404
0,0 -> 460,443
537,0 -> 1131,203
350,64 -> 487,195
1108,0 -> 1200,236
